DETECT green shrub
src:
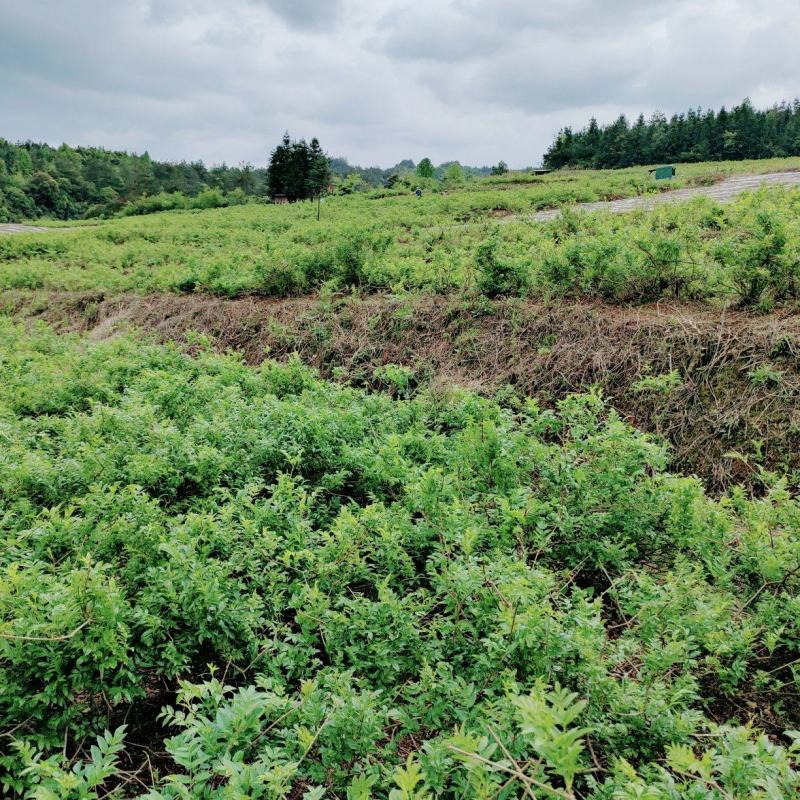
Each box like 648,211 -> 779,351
3,229 -> 800,794
475,232 -> 527,296
3,168 -> 799,307
255,258 -> 308,296
332,228 -> 392,289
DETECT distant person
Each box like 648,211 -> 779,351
415,188 -> 423,198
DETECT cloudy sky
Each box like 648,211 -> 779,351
1,0 -> 798,168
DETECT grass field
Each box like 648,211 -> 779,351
3,157 -> 800,307
3,160 -> 800,798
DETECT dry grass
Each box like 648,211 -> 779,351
6,289 -> 800,491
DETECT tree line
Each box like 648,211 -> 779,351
328,157 -> 497,189
1,129 -> 514,221
0,139 -> 267,222
543,98 -> 800,169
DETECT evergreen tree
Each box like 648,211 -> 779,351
267,132 -> 292,198
267,133 -> 330,202
542,98 -> 800,169
308,137 -> 331,196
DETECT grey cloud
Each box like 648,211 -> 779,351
0,0 -> 798,168
377,0 -> 687,62
254,0 -> 345,30
376,0 -> 800,117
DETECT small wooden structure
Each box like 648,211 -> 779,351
272,194 -> 290,204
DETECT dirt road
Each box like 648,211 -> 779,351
0,223 -> 58,234
528,170 -> 800,221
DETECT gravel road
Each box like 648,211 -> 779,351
527,170 -> 800,221
0,223 -> 59,234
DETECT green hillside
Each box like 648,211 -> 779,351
3,158 -> 800,798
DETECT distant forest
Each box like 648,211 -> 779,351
12,98 -> 800,222
0,139 -> 267,221
328,158 -> 492,187
0,135 -> 499,221
543,99 -> 800,169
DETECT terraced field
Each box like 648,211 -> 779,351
3,160 -> 800,799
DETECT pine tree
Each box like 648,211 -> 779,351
541,98 -> 800,168
267,132 -> 292,199
267,133 -> 330,201
308,137 -> 331,197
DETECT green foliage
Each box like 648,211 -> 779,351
631,370 -> 683,394
268,133 -> 331,202
331,227 -> 392,288
475,232 -> 527,297
146,676 -> 299,799
17,726 -> 127,800
713,199 -> 800,305
544,97 -> 800,169
606,727 -> 800,798
0,136 -> 265,220
416,158 -> 435,179
2,321 -> 800,797
448,683 -> 591,797
443,163 -> 466,186
119,187 -> 249,217
372,363 -> 415,397
4,158 -> 800,306
514,684 -> 590,790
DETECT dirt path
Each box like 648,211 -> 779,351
0,223 -> 58,234
526,170 -> 800,221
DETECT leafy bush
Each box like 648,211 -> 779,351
714,195 -> 800,305
331,228 -> 392,289
475,232 -> 528,296
1,320 -> 800,796
255,258 -> 308,296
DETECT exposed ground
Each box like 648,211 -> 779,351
7,289 -> 799,492
522,170 -> 800,219
0,222 -> 57,234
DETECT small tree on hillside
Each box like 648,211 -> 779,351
443,163 -> 465,185
491,160 -> 508,175
416,158 -> 434,178
308,137 -> 331,197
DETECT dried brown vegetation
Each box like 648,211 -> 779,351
6,289 -> 800,491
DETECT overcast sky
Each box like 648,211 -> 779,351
1,0 -> 798,168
